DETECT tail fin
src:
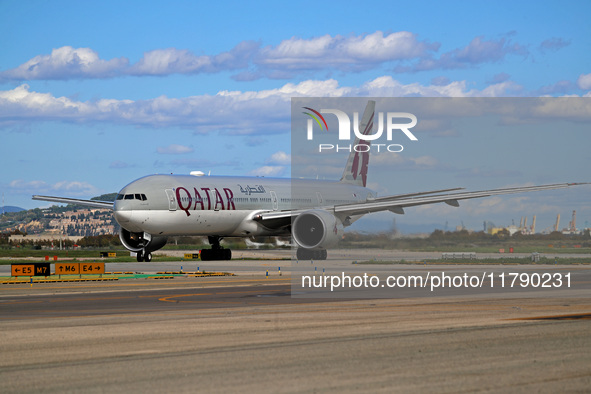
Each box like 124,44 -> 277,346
340,100 -> 375,187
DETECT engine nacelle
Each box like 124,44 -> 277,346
119,228 -> 167,253
292,210 -> 343,249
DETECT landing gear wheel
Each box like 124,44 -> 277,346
200,249 -> 210,261
200,248 -> 232,261
200,236 -> 232,261
296,248 -> 327,260
136,251 -> 143,262
296,248 -> 307,260
144,252 -> 152,262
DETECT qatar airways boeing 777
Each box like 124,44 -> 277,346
33,101 -> 587,261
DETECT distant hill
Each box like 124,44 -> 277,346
1,206 -> 25,213
91,193 -> 117,202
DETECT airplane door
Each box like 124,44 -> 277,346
316,192 -> 323,205
270,191 -> 278,211
165,189 -> 177,211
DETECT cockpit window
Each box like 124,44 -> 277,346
120,193 -> 148,201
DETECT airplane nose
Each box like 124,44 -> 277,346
114,210 -> 132,223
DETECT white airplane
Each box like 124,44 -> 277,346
33,101 -> 587,261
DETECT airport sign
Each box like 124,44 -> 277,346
11,263 -> 51,276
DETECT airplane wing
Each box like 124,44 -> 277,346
32,195 -> 114,210
334,183 -> 588,217
367,187 -> 464,202
255,182 -> 588,226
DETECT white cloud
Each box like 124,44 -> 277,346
396,35 -> 528,73
478,81 -> 524,97
360,76 -> 474,97
9,179 -> 101,196
0,47 -> 128,80
0,33 -> 437,81
157,144 -> 194,154
267,151 -> 291,165
0,84 -> 88,118
248,166 -> 285,177
0,83 -> 291,132
3,78 -> 586,133
129,41 -> 258,76
360,75 -> 524,97
0,81 -> 348,132
218,78 -> 350,99
577,73 -> 591,90
0,43 -> 260,80
257,31 -> 437,73
0,33 -> 549,83
130,48 -> 211,75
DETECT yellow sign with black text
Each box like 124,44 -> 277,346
11,264 -> 35,276
11,263 -> 51,276
80,262 -> 105,274
55,263 -> 80,274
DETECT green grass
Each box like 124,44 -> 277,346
0,249 -> 128,258
0,256 -> 189,265
355,257 -> 590,265
402,245 -> 590,254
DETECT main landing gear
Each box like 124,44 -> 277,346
136,250 -> 152,262
296,248 -> 327,260
200,236 -> 232,261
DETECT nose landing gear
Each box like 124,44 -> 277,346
136,250 -> 152,262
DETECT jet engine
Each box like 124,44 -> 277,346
119,228 -> 167,262
292,210 -> 343,249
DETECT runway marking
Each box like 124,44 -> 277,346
158,293 -> 211,302
3,299 -> 591,324
158,288 -> 284,303
0,278 -> 291,297
215,289 -> 281,295
509,313 -> 591,321
1,290 -> 285,306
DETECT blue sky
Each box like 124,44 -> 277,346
1,0 -> 590,232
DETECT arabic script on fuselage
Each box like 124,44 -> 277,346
238,184 -> 266,195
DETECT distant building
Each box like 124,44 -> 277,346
9,234 -> 83,243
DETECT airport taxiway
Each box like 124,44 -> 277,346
1,252 -> 590,392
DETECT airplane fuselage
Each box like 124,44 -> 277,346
113,174 -> 375,237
